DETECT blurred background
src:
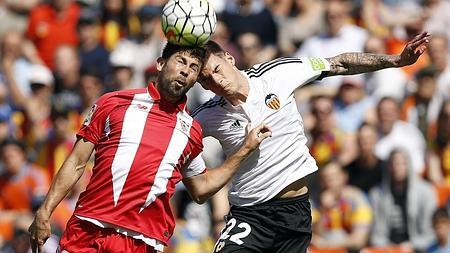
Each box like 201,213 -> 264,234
0,0 -> 450,252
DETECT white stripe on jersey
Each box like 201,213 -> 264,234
111,93 -> 154,206
139,110 -> 193,213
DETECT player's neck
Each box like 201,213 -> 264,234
227,73 -> 249,106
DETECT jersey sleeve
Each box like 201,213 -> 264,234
77,93 -> 115,145
266,57 -> 330,100
182,153 -> 207,178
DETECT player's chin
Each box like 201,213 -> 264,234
168,84 -> 191,97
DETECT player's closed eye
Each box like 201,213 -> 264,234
190,64 -> 199,73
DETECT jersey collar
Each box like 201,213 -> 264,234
147,82 -> 187,111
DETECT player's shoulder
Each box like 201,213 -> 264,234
97,88 -> 147,104
190,96 -> 227,119
243,57 -> 305,79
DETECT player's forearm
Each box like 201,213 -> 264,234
37,150 -> 88,219
326,53 -> 401,76
192,145 -> 253,204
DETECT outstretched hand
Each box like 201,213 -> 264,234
399,31 -> 431,67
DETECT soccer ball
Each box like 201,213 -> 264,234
161,0 -> 217,47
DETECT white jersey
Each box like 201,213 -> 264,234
191,57 -> 331,206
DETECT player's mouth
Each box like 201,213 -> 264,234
174,79 -> 186,87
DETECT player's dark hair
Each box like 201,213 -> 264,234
202,40 -> 226,57
161,42 -> 208,66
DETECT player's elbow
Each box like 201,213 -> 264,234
183,175 -> 211,204
184,183 -> 208,204
191,192 -> 209,204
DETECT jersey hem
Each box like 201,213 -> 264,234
229,158 -> 318,207
73,211 -> 169,245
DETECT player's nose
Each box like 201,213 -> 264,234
179,66 -> 189,77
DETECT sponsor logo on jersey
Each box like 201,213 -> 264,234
134,103 -> 150,112
83,104 -> 97,126
265,94 -> 280,110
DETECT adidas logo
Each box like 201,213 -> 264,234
230,120 -> 243,130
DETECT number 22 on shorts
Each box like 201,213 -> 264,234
214,218 -> 252,252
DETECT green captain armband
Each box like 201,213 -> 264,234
308,57 -> 327,71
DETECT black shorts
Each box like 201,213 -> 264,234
213,193 -> 312,253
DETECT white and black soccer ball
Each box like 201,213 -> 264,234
161,0 -> 217,46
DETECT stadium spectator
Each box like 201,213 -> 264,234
374,97 -> 427,174
28,43 -> 271,253
400,66 -> 443,142
311,162 -> 372,252
427,34 -> 450,99
0,0 -> 39,38
26,0 -> 80,69
428,101 -> 450,186
194,31 -> 429,252
310,95 -> 356,167
363,35 -> 409,101
236,32 -> 277,69
361,0 -> 424,38
428,207 -> 450,253
423,0 -> 450,44
295,0 -> 369,88
370,149 -> 437,252
0,139 -> 50,246
384,6 -> 431,80
78,68 -> 104,118
333,75 -> 376,134
110,4 -> 165,88
2,62 -> 54,150
77,9 -> 110,82
108,46 -> 135,91
345,123 -> 384,193
222,0 -> 278,46
100,0 -> 132,51
53,45 -> 82,113
277,0 -> 324,56
34,106 -> 77,178
0,31 -> 34,99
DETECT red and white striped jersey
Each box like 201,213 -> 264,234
74,84 -> 206,245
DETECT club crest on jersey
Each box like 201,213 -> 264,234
265,94 -> 280,110
180,120 -> 190,133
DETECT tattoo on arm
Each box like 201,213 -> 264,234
326,53 -> 401,76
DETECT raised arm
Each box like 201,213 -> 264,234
183,123 -> 272,204
325,32 -> 430,76
28,138 -> 94,253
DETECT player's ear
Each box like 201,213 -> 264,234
224,52 -> 236,66
156,57 -> 166,71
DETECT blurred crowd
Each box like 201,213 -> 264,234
0,0 -> 450,252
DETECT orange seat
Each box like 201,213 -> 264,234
308,247 -> 348,253
361,246 -> 414,253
